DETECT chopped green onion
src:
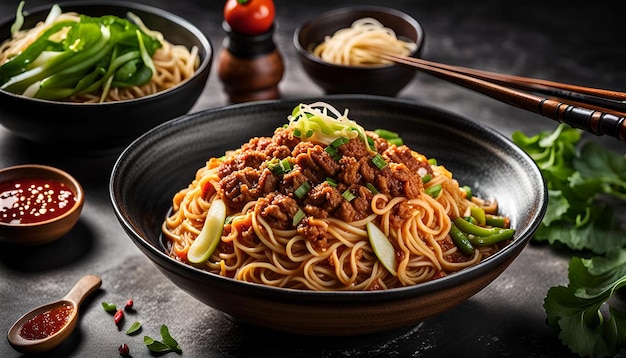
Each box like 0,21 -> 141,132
462,185 -> 472,199
281,158 -> 291,172
372,154 -> 387,169
425,184 -> 442,198
470,206 -> 486,226
374,129 -> 404,146
453,217 -> 514,238
464,216 -> 477,225
325,145 -> 341,160
342,190 -> 356,202
387,138 -> 403,146
294,181 -> 311,199
325,177 -> 338,187
428,158 -> 438,165
267,158 -> 292,175
374,128 -> 399,139
486,214 -> 510,228
449,222 -> 475,255
421,174 -> 432,183
366,182 -> 378,194
330,137 -> 349,148
292,209 -> 306,226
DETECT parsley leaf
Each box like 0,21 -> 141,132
544,250 -> 626,358
144,325 -> 181,353
514,124 -> 626,357
512,124 -> 626,254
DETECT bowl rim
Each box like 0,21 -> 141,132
293,5 -> 425,71
0,0 -> 213,106
0,164 -> 84,227
110,94 -> 547,301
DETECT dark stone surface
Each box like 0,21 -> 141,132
1,1 -> 624,357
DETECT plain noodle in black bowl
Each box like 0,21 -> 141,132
110,95 -> 547,336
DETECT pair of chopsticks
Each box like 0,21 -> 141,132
369,49 -> 626,142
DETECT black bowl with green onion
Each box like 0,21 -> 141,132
110,95 -> 547,336
0,1 -> 212,151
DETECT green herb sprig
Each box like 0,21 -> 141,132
144,325 -> 182,353
513,124 -> 626,357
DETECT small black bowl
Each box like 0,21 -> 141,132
0,1 -> 212,151
294,6 -> 425,96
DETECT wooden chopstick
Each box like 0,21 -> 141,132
370,50 -> 626,142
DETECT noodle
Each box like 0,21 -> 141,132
311,17 -> 417,66
162,102 -> 513,291
0,8 -> 199,102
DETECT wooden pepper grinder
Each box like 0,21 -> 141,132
218,0 -> 284,103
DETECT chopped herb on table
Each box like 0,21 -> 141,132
513,124 -> 626,358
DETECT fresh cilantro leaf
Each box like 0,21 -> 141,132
513,125 -> 626,254
544,250 -> 626,358
515,124 -> 626,358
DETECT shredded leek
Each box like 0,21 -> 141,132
288,102 -> 377,155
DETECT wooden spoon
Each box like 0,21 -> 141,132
7,274 -> 102,354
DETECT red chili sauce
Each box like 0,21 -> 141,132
0,178 -> 76,224
19,303 -> 74,340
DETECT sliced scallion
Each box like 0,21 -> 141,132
292,209 -> 305,226
342,190 -> 356,202
425,184 -> 442,198
294,181 -> 311,199
372,154 -> 387,169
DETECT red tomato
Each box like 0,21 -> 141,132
224,0 -> 275,35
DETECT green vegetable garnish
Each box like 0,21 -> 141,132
424,184 -> 442,198
126,321 -> 141,335
371,153 -> 387,169
292,209 -> 305,226
513,124 -> 626,357
0,4 -> 162,101
288,103 -> 376,154
374,128 -> 403,146
544,250 -> 626,358
101,301 -> 117,313
366,221 -> 397,276
294,181 -> 311,199
144,325 -> 181,353
187,199 -> 227,264
513,124 -> 626,254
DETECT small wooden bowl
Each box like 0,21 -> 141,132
0,164 -> 84,245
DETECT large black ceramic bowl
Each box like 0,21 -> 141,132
110,95 -> 547,336
0,1 -> 212,151
294,6 -> 424,96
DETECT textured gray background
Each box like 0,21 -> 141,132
1,0 -> 624,357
